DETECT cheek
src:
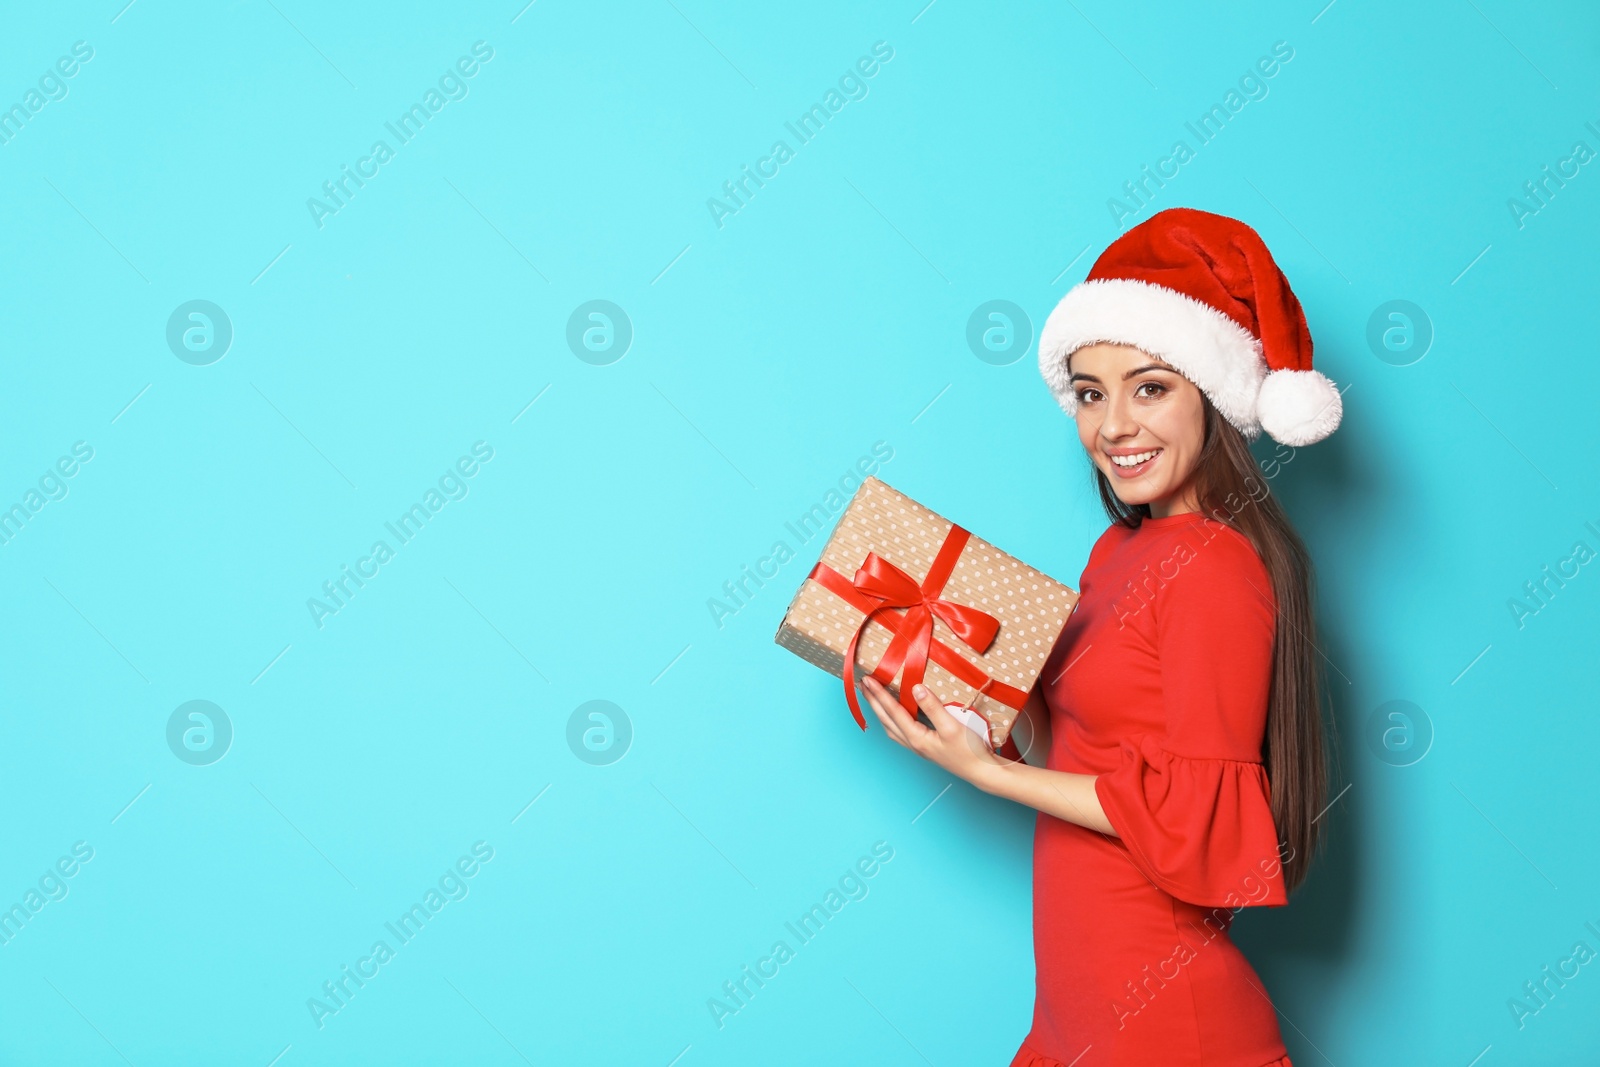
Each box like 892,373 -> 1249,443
1143,406 -> 1202,480
1074,405 -> 1100,444
1151,395 -> 1205,453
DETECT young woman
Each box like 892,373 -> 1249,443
857,208 -> 1343,1067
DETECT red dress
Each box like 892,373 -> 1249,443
1010,511 -> 1293,1067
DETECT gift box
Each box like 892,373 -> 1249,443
775,476 -> 1079,748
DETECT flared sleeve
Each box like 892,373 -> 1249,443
1092,526 -> 1289,908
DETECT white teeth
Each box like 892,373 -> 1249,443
1110,450 -> 1159,468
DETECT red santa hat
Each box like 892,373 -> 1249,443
1038,207 -> 1343,447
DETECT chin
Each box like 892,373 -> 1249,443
1113,488 -> 1160,508
1101,473 -> 1166,508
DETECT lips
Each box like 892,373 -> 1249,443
1107,448 -> 1161,479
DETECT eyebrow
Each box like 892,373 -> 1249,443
1067,363 -> 1174,384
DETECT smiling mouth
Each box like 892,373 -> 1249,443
1107,449 -> 1161,477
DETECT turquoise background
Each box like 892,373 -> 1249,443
2,0 -> 1597,1063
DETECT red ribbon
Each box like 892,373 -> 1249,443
806,524 -> 1028,731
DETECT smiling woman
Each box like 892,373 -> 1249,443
859,207 -> 1342,1067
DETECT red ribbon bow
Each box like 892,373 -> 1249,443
807,524 -> 1023,731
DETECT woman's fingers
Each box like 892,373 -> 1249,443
908,682 -> 958,733
868,703 -> 906,747
910,682 -> 995,757
859,676 -> 999,775
861,676 -> 927,748
859,677 -> 904,744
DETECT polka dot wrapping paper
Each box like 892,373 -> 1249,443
775,477 -> 1079,746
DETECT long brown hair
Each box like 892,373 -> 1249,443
1090,396 -> 1329,895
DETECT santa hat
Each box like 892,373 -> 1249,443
1038,207 -> 1343,447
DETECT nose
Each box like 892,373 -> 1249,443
1099,388 -> 1139,441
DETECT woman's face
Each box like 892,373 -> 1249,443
1067,342 -> 1206,517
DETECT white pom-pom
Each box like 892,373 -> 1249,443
1256,369 -> 1343,446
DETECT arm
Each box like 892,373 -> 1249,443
974,754 -> 1117,837
859,676 -> 1117,837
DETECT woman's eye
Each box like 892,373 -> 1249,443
1075,388 -> 1102,404
1136,381 -> 1167,398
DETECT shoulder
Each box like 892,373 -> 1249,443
1085,520 -> 1136,572
1154,519 -> 1275,616
1172,519 -> 1269,577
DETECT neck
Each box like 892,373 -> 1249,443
1147,487 -> 1201,519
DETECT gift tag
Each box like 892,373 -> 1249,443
943,702 -> 995,751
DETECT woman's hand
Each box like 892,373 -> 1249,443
859,675 -> 1115,834
859,675 -> 1006,786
